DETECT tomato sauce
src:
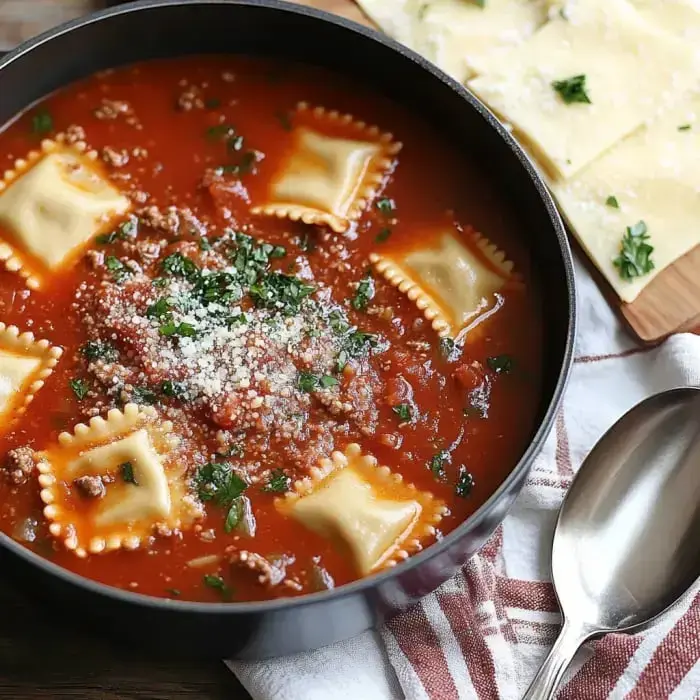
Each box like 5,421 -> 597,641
0,56 -> 543,602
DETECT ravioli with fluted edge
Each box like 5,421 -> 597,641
0,134 -> 130,287
251,102 -> 401,233
276,443 -> 447,575
37,403 -> 202,558
0,323 -> 62,431
370,226 -> 516,340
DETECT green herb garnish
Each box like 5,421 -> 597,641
130,386 -> 158,405
430,450 -> 449,480
275,111 -> 293,131
262,469 -> 291,493
69,379 -> 89,400
351,274 -> 375,311
160,380 -> 186,399
439,337 -> 456,360
120,461 -> 138,485
202,574 -> 232,600
31,109 -> 53,135
159,321 -> 197,338
392,403 -> 413,422
250,272 -> 315,314
487,354 -> 514,374
166,588 -> 182,596
613,221 -> 654,281
678,124 -> 692,131
376,198 -> 394,215
105,256 -> 131,283
81,341 -> 118,362
336,330 -> 379,371
298,372 -> 319,392
161,252 -> 199,280
96,218 -> 138,245
552,74 -> 591,105
455,467 -> 474,498
605,195 -> 620,209
195,462 -> 247,505
320,375 -> 339,389
375,228 -> 392,243
146,297 -> 174,321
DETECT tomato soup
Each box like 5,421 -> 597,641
0,56 -> 542,602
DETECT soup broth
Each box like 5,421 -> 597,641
0,56 -> 542,602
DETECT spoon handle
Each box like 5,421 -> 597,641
522,620 -> 593,700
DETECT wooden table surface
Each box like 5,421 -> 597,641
0,578 -> 252,698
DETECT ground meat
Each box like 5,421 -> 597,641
137,205 -> 207,237
226,548 -> 301,590
73,475 -> 106,499
64,124 -> 86,145
102,146 -> 130,168
176,84 -> 204,111
3,447 -> 36,485
94,98 -> 134,120
85,249 -> 105,269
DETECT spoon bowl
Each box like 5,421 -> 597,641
525,387 -> 700,699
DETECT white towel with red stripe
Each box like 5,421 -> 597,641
228,255 -> 700,699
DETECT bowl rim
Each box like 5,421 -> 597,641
0,0 -> 577,615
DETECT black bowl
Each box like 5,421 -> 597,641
0,0 -> 576,659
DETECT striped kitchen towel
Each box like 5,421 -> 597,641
229,254 -> 700,700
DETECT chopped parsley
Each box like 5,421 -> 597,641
205,98 -> 221,110
159,321 -> 197,338
160,380 -> 186,399
552,74 -> 591,105
120,461 -> 138,485
262,469 -> 291,493
69,378 -> 89,400
81,340 -> 118,362
320,375 -> 339,389
275,111 -> 293,131
455,467 -> 474,498
198,237 -> 213,251
130,386 -> 158,405
105,256 -> 131,283
298,232 -> 316,253
375,228 -> 392,243
678,124 -> 692,131
206,123 -> 236,142
166,588 -> 182,597
429,450 -> 449,480
329,310 -> 350,335
31,109 -> 53,135
605,195 -> 620,209
96,217 -> 138,245
439,337 -> 457,361
351,274 -> 375,311
195,462 -> 247,506
487,354 -> 514,374
392,403 -> 413,422
161,252 -> 199,280
613,221 -> 654,281
216,151 -> 257,177
376,198 -> 394,215
336,330 -> 379,371
470,0 -> 486,7
250,272 -> 315,314
202,574 -> 232,600
146,297 -> 174,321
298,372 -> 319,392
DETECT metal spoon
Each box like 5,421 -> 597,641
523,387 -> 700,700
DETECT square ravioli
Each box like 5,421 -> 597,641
275,443 -> 447,575
357,0 -> 549,82
0,323 -> 62,431
0,136 -> 130,287
370,225 -> 516,341
468,0 -> 700,181
550,92 -> 700,303
38,404 -> 202,558
251,103 -> 401,233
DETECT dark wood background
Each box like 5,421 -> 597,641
0,579 -> 252,698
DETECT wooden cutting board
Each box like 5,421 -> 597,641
292,0 -> 700,343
